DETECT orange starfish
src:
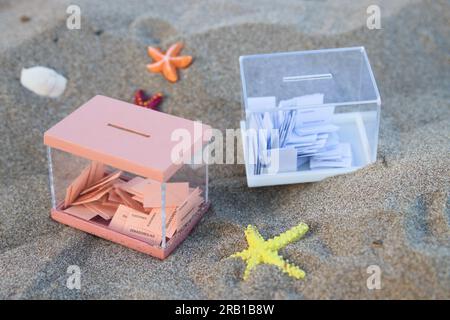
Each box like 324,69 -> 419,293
146,42 -> 193,83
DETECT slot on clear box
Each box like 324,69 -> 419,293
239,47 -> 381,187
44,95 -> 211,259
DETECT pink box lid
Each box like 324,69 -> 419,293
44,95 -> 211,182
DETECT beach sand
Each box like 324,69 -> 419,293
0,0 -> 449,299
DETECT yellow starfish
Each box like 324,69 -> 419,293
230,223 -> 309,280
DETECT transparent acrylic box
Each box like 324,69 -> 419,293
239,47 -> 381,187
44,95 -> 211,259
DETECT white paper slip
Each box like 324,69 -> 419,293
288,141 -> 319,148
310,143 -> 352,169
287,133 -> 318,144
291,138 -> 328,149
311,142 -> 351,158
311,155 -> 342,161
317,133 -> 329,140
295,124 -> 339,136
263,112 -> 273,131
258,128 -> 269,166
301,138 -> 339,156
310,156 -> 352,169
247,96 -> 276,112
297,156 -> 310,167
279,110 -> 297,147
270,128 -> 280,149
294,106 -> 335,128
249,132 -> 258,170
297,150 -> 322,157
267,147 -> 298,173
247,116 -> 259,167
323,132 -> 339,148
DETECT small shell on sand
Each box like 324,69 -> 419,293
20,66 -> 67,98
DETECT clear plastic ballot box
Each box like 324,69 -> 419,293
239,47 -> 381,187
44,95 -> 211,259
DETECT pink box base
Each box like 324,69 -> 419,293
51,201 -> 210,259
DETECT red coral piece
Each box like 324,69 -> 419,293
133,90 -> 163,111
147,92 -> 163,110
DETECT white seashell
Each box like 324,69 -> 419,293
20,66 -> 67,98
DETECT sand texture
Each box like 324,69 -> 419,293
0,0 -> 449,299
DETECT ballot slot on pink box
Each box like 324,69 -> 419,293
44,95 -> 211,259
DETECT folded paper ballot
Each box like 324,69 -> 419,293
64,162 -> 105,208
143,182 -> 190,208
109,187 -> 203,244
79,170 -> 123,196
113,187 -> 145,212
118,177 -> 190,208
84,201 -> 118,220
64,204 -> 99,221
246,93 -> 353,174
109,205 -> 177,245
108,188 -> 123,203
174,187 -> 203,230
71,184 -> 114,206
61,161 -> 205,244
118,176 -> 151,198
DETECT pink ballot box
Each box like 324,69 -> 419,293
44,95 -> 211,259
